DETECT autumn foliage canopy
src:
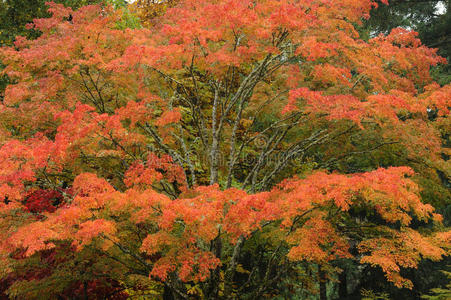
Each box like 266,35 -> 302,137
0,0 -> 450,298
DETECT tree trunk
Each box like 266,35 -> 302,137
338,268 -> 348,299
224,236 -> 245,298
206,235 -> 222,299
210,85 -> 220,185
319,265 -> 327,300
83,281 -> 88,300
163,285 -> 174,300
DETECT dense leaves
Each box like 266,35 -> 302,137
365,0 -> 451,85
0,0 -> 449,298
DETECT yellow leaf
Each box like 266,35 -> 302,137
236,264 -> 250,274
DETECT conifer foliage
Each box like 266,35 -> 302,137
0,1 -> 449,298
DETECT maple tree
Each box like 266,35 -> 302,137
0,0 -> 450,298
365,0 -> 451,87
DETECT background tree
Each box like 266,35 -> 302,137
422,267 -> 451,299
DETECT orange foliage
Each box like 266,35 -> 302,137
0,0 -> 449,296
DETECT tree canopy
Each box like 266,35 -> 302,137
365,0 -> 451,85
0,0 -> 449,298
